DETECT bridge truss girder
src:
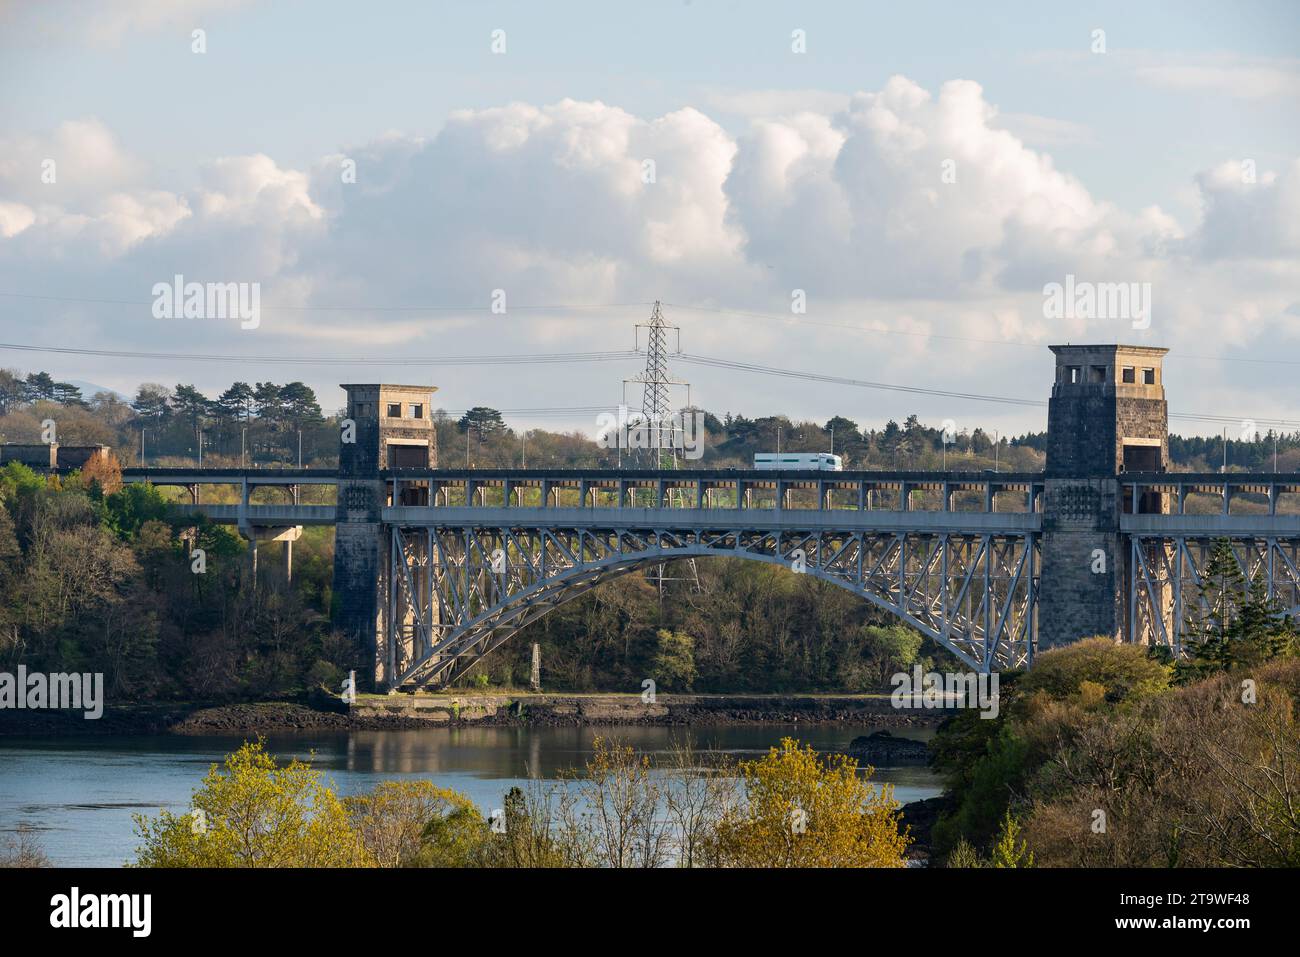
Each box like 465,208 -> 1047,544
384,523 -> 1039,689
1128,534 -> 1300,658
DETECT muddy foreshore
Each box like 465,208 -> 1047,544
0,692 -> 946,736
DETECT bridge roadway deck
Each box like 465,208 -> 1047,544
121,466 -> 1300,497
383,504 -> 1041,533
124,467 -> 1300,533
167,504 -> 337,525
123,465 -> 1046,489
121,467 -> 338,485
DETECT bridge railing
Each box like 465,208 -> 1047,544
121,467 -> 339,487
383,468 -> 1046,515
1120,472 -> 1300,518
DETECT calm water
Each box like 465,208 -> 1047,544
0,724 -> 941,867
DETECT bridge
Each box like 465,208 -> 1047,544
104,345 -> 1300,691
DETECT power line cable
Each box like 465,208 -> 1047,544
0,341 -> 640,366
0,291 -> 650,314
663,301 -> 1300,368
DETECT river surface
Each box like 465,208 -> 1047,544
0,724 -> 941,866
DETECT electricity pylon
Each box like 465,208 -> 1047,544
625,301 -> 701,596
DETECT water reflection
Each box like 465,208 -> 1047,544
0,723 -> 940,867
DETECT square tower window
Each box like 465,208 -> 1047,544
1142,368 -> 1156,385
409,403 -> 423,419
1121,366 -> 1135,384
1089,365 -> 1106,383
386,403 -> 402,418
1066,365 -> 1081,384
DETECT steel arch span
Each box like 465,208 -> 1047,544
382,521 -> 1039,689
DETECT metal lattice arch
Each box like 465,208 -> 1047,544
381,502 -> 1040,689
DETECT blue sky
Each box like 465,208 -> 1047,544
0,0 -> 1297,437
7,1 -> 1296,211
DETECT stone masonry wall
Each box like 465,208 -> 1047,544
1038,478 -> 1123,648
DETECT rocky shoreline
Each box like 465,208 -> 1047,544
838,730 -> 932,765
0,692 -> 946,736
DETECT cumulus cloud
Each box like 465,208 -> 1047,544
727,76 -> 1180,298
2,78 -> 1292,312
0,75 -> 1296,422
1190,158 -> 1300,260
299,98 -> 752,309
0,119 -> 141,204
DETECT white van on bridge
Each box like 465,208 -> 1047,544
753,452 -> 843,471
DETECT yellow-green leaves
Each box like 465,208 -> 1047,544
710,737 -> 910,867
133,739 -> 368,867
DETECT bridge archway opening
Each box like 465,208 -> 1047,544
384,528 -> 1038,690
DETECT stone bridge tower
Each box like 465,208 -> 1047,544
331,384 -> 437,689
1038,345 -> 1169,650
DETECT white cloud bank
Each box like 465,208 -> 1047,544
1,75 -> 1297,426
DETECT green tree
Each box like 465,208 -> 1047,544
480,785 -> 587,868
104,482 -> 173,539
132,740 -> 370,867
52,382 -> 86,407
458,406 -> 508,441
345,780 -> 483,867
216,382 -> 255,422
279,381 -> 323,429
23,371 -> 56,402
988,810 -> 1034,867
252,382 -> 284,424
710,738 -> 909,867
0,368 -> 25,415
131,383 -> 172,421
1017,636 -> 1171,704
650,629 -> 696,691
860,624 -> 923,686
1184,539 -> 1297,672
172,384 -> 210,446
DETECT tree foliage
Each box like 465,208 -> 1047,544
133,740 -> 369,867
710,737 -> 909,867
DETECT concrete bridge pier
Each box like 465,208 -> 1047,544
241,524 -> 303,586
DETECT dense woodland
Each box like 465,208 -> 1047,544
2,366 -> 1299,701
